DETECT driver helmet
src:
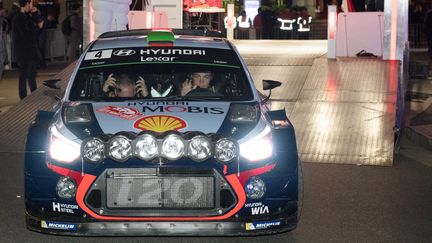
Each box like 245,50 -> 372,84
149,74 -> 175,97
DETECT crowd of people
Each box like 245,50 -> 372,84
1,0 -> 431,99
235,4 -> 312,40
0,0 -> 82,99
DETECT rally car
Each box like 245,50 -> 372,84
24,29 -> 301,236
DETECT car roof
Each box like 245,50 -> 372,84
90,30 -> 232,51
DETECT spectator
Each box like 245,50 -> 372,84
64,3 -> 82,63
0,6 -> 7,79
425,8 -> 432,76
37,1 -> 58,68
37,15 -> 47,68
12,0 -> 43,99
7,2 -> 20,67
366,0 -> 376,11
261,5 -> 277,39
253,8 -> 263,39
277,6 -> 296,39
375,0 -> 384,11
36,0 -> 59,28
237,10 -> 251,39
7,1 -> 20,23
352,0 -> 366,12
412,3 -> 424,47
297,7 -> 311,40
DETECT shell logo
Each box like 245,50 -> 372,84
133,115 -> 187,132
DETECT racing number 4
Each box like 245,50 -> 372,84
84,50 -> 113,60
94,51 -> 102,59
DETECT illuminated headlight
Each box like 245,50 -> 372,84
56,176 -> 77,199
49,126 -> 80,163
245,176 -> 266,199
215,138 -> 237,163
188,135 -> 212,162
161,134 -> 185,160
134,134 -> 158,160
240,126 -> 273,162
108,135 -> 132,162
82,138 -> 105,163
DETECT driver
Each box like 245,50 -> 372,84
181,70 -> 214,96
102,73 -> 148,98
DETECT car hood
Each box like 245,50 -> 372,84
91,101 -> 231,134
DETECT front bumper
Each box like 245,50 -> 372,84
25,155 -> 300,236
26,212 -> 297,236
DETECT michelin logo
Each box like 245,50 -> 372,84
41,221 -> 77,231
245,220 -> 281,231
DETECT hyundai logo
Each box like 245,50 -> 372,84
113,49 -> 136,56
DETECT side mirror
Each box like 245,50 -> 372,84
262,80 -> 282,104
43,79 -> 61,90
263,80 -> 281,91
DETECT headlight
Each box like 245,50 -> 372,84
56,176 -> 77,199
134,134 -> 158,160
215,138 -> 237,163
63,104 -> 92,123
240,126 -> 273,162
161,134 -> 185,160
188,135 -> 212,162
81,138 -> 105,163
49,126 -> 80,163
229,104 -> 258,123
245,176 -> 266,199
108,135 -> 132,162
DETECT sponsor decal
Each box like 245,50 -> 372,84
134,115 -> 187,132
84,49 -> 113,60
245,220 -> 281,231
113,49 -> 136,56
140,49 -> 206,56
41,220 -> 77,231
52,202 -> 79,214
214,60 -> 228,64
91,61 -> 106,65
96,106 -> 143,120
129,101 -> 189,106
141,56 -> 177,62
143,106 -> 224,114
244,202 -> 269,215
126,103 -> 225,115
139,49 -> 205,62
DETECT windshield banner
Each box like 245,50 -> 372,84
81,47 -> 241,69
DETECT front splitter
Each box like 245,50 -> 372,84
26,214 -> 297,236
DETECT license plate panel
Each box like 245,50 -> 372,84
107,175 -> 215,209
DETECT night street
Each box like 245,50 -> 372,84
1,143 -> 431,242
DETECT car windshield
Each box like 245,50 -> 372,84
69,47 -> 254,101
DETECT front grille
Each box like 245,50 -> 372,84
85,167 -> 237,217
106,174 -> 214,209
